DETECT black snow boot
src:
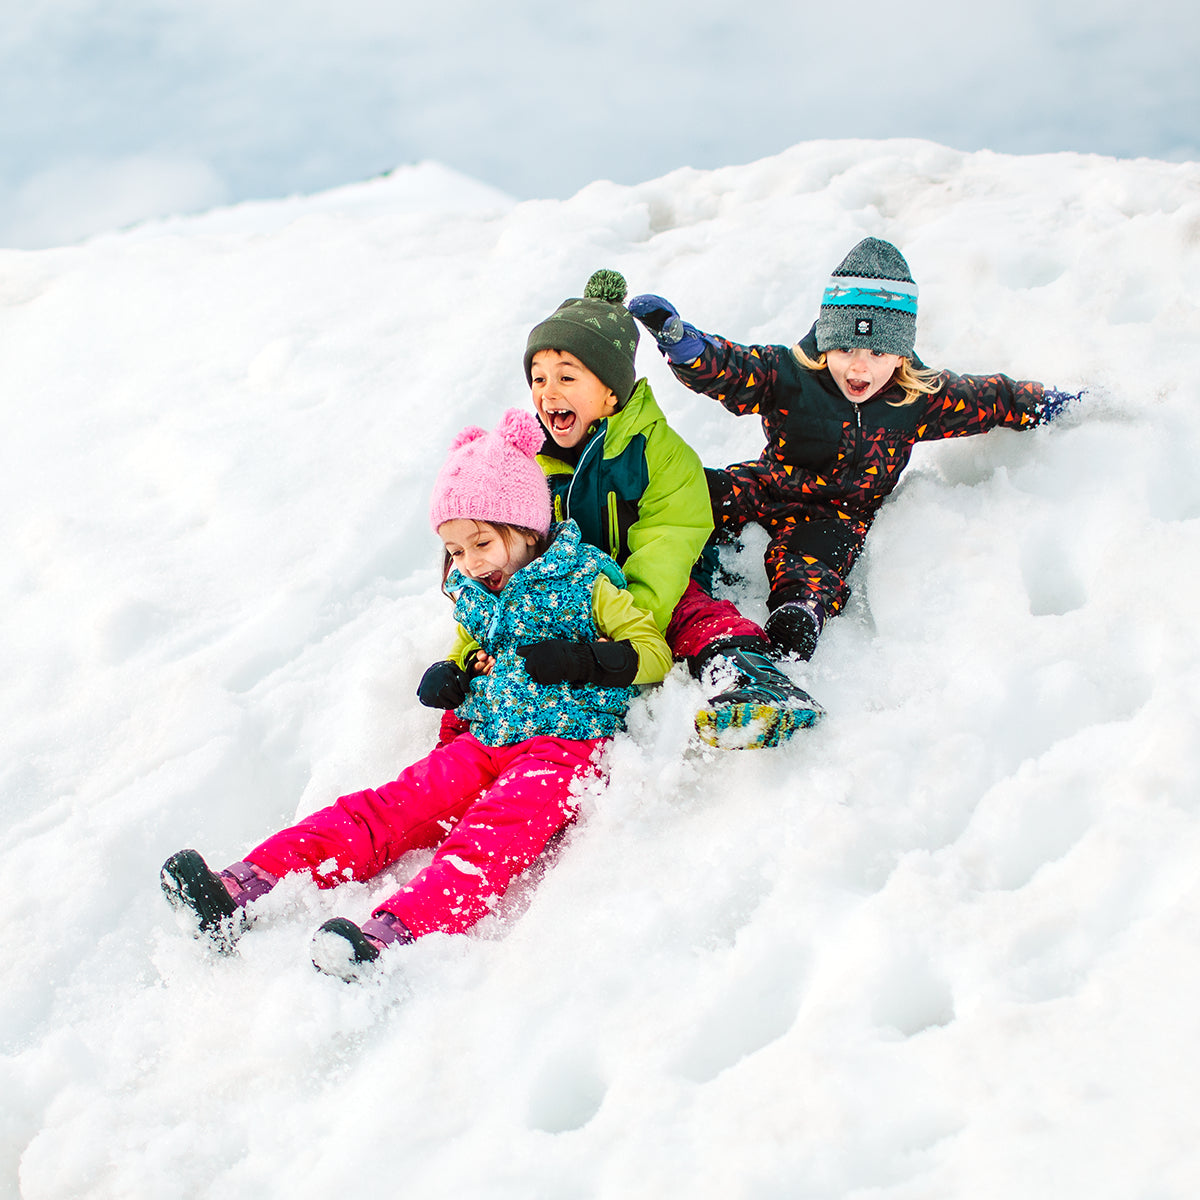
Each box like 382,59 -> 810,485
311,913 -> 413,981
764,599 -> 825,661
160,848 -> 247,953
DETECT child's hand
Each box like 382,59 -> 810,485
517,639 -> 639,687
628,293 -> 708,364
628,294 -> 683,338
417,660 -> 474,709
416,651 -> 494,707
1038,387 -> 1085,423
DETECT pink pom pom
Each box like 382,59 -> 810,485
496,407 -> 544,458
449,425 -> 486,452
430,407 -> 552,537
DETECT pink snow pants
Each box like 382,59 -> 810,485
246,732 -> 605,937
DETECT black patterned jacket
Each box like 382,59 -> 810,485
670,325 -> 1046,525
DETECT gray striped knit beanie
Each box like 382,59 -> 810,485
814,237 -> 918,358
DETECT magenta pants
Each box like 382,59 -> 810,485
247,732 -> 605,937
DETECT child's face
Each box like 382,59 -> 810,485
530,350 -> 619,449
440,520 -> 539,592
826,348 -> 902,403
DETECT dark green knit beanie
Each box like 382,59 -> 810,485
523,269 -> 640,407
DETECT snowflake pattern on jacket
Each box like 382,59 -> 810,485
448,520 -> 637,747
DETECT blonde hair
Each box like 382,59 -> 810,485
793,346 -> 943,407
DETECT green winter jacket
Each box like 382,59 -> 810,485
536,378 -> 713,633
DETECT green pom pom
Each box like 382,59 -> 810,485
584,269 -> 627,305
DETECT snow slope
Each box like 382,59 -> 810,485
3,139 -> 1200,1198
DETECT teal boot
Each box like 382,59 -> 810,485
695,645 -> 824,749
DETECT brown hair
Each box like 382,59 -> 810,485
439,520 -> 551,598
792,345 -> 943,407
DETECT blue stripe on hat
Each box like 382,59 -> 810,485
822,275 -> 918,314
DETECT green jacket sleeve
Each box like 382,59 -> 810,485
591,575 -> 674,685
622,421 -> 714,631
447,623 -> 481,669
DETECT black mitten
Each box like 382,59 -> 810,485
416,660 -> 473,709
516,640 -> 639,687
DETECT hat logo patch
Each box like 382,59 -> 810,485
855,318 -> 873,336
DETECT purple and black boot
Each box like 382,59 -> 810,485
311,910 -> 414,981
160,848 -> 277,952
764,598 -> 826,661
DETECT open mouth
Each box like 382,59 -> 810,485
479,570 -> 505,591
545,407 -> 578,438
844,378 -> 871,399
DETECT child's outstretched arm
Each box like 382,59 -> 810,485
918,373 -> 1084,440
629,292 -> 789,416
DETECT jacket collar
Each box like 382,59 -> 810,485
446,520 -> 583,597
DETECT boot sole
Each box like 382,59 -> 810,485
695,699 -> 823,749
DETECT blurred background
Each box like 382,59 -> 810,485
1,0 -> 1196,248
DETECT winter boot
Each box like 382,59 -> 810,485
695,644 -> 824,749
311,911 -> 413,981
764,599 -> 825,661
160,849 -> 276,952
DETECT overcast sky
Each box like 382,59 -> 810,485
1,0 -> 1196,247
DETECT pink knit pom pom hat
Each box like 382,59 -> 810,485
429,407 -> 551,537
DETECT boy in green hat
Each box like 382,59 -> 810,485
520,269 -> 822,748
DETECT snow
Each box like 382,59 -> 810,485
4,138 -> 1200,1198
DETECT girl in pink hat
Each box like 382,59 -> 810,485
161,409 -> 671,980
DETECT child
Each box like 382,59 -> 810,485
161,409 -> 672,979
520,268 -> 823,748
628,238 -> 1081,659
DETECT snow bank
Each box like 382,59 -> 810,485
3,139 -> 1199,1198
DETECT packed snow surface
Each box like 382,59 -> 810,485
3,139 -> 1200,1198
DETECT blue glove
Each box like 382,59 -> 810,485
1038,387 -> 1084,423
627,294 -> 708,364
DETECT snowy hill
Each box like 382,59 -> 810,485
3,138 -> 1200,1199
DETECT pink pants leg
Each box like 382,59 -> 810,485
246,732 -> 604,937
247,732 -> 505,886
377,735 -> 605,936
